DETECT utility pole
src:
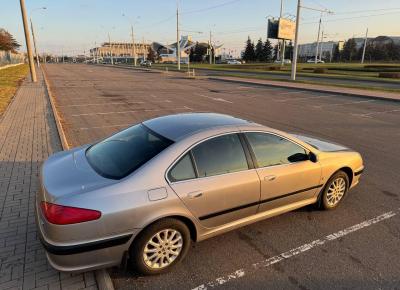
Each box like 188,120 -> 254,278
361,28 -> 368,64
290,0 -> 301,81
315,16 -> 321,63
319,30 -> 324,61
280,0 -> 286,66
30,18 -> 40,68
142,37 -> 146,61
176,5 -> 180,70
19,0 -> 37,82
209,30 -> 212,64
131,25 -> 137,66
108,33 -> 114,65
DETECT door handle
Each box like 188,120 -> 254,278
264,175 -> 277,181
187,191 -> 203,199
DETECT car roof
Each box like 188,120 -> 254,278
143,113 -> 255,141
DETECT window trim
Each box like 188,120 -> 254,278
165,131 -> 253,184
167,152 -> 198,183
242,131 -> 311,170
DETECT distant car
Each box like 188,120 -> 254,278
140,60 -> 152,67
307,58 -> 325,63
37,113 -> 364,274
227,60 -> 241,65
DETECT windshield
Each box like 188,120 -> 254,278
86,124 -> 173,179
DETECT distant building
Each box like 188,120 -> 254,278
298,41 -> 339,60
89,42 -> 151,62
298,36 -> 400,61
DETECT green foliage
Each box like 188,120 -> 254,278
255,38 -> 263,62
242,36 -> 256,62
262,39 -> 273,62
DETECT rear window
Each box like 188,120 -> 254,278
86,124 -> 173,179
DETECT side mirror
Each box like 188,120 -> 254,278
308,152 -> 318,163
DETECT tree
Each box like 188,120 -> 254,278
284,41 -> 293,60
273,44 -> 279,61
341,38 -> 357,61
262,39 -> 273,62
0,28 -> 20,52
255,38 -> 263,62
242,36 -> 256,62
147,47 -> 156,62
192,42 -> 207,62
332,44 -> 341,62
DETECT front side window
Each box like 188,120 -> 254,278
86,124 -> 173,179
246,132 -> 308,167
192,134 -> 248,178
168,153 -> 196,182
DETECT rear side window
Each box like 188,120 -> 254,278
246,132 -> 308,167
192,134 -> 248,178
168,153 -> 196,182
86,124 -> 173,179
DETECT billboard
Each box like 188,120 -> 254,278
278,18 -> 295,40
267,19 -> 279,39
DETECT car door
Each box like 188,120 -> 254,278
168,133 -> 260,228
244,132 -> 322,213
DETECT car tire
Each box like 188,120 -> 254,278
129,218 -> 191,275
319,171 -> 349,210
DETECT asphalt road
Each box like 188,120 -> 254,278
189,68 -> 400,91
44,63 -> 400,290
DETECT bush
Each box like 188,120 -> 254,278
378,72 -> 400,78
313,68 -> 327,74
269,66 -> 281,71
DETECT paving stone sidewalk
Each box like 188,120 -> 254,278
0,71 -> 97,290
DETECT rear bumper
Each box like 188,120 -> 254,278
35,194 -> 138,272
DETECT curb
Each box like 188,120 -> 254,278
41,65 -> 115,290
41,66 -> 70,150
208,77 -> 400,103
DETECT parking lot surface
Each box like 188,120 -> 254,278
44,63 -> 400,290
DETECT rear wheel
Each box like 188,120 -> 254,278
319,171 -> 349,210
129,218 -> 191,275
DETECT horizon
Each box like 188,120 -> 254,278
3,0 -> 400,55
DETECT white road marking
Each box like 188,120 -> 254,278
313,99 -> 375,108
191,210 -> 397,290
352,109 -> 400,118
60,101 -> 145,107
197,94 -> 233,104
71,106 -> 192,117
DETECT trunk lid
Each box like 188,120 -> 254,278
40,146 -> 116,202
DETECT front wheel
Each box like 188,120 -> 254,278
129,218 -> 191,275
319,171 -> 349,210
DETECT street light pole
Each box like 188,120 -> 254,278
108,33 -> 114,65
290,0 -> 301,81
209,30 -> 212,64
280,0 -> 286,66
361,28 -> 368,64
19,0 -> 37,82
176,5 -> 180,70
30,18 -> 40,68
319,30 -> 324,61
131,25 -> 137,66
315,16 -> 321,63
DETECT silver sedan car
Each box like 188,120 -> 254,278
36,113 -> 364,274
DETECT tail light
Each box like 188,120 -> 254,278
41,202 -> 101,225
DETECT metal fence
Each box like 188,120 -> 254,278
0,50 -> 25,66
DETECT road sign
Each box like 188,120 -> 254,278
278,18 -> 295,40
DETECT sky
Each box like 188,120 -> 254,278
2,0 -> 400,56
